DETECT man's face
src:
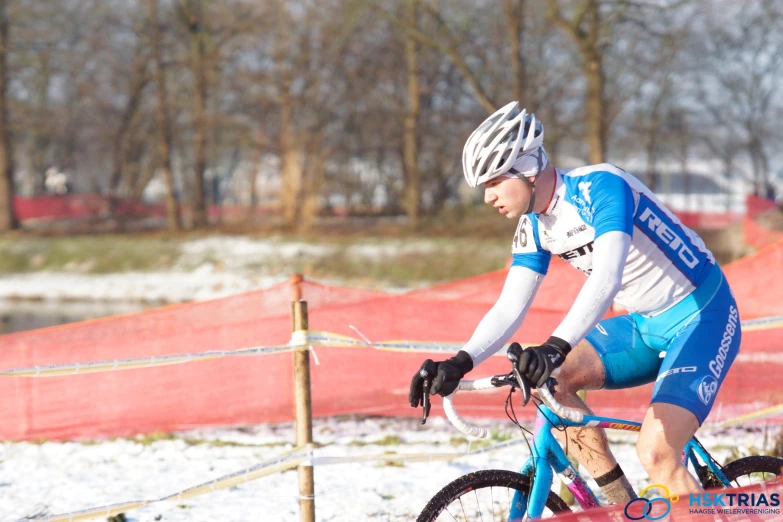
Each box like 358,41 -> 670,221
482,175 -> 532,219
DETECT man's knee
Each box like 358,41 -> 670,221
636,434 -> 679,473
636,403 -> 698,473
555,340 -> 606,392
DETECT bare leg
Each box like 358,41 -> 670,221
637,403 -> 702,494
545,340 -> 617,477
541,339 -> 636,503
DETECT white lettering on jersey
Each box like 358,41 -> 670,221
709,305 -> 739,379
638,207 -> 699,269
578,181 -> 592,204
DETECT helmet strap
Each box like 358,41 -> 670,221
520,175 -> 538,214
507,147 -> 546,214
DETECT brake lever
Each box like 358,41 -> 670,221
420,369 -> 431,425
506,349 -> 531,406
512,367 -> 531,406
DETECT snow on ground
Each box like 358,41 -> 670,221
0,237 -> 446,304
0,416 -> 770,522
0,267 -> 286,304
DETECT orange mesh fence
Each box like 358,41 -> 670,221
744,216 -> 783,250
1,241 -> 782,440
409,257 -> 592,314
725,239 -> 783,319
0,281 -> 386,440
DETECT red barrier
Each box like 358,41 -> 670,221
673,210 -> 741,229
1,243 -> 782,440
745,215 -> 783,250
747,194 -> 779,219
13,194 -> 278,223
13,195 -> 165,221
724,239 -> 783,319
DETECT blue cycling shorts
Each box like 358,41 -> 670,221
584,266 -> 741,425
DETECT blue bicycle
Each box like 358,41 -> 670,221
415,351 -> 783,521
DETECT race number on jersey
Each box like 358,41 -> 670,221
512,216 -> 538,254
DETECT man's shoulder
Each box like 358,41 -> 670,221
560,163 -> 639,198
561,163 -> 630,181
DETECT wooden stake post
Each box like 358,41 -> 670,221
290,274 -> 315,522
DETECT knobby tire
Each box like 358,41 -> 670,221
416,469 -> 571,522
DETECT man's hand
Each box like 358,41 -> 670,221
515,336 -> 571,388
408,350 -> 474,406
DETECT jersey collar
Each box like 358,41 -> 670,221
542,169 -> 565,215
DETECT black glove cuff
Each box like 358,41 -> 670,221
546,336 -> 572,357
452,350 -> 474,375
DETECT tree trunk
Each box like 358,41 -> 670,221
149,0 -> 181,232
275,0 -> 303,230
504,0 -> 525,104
110,52 -> 148,197
31,55 -> 52,195
645,133 -> 658,192
548,0 -> 607,165
298,137 -> 326,233
402,0 -> 421,227
279,76 -> 303,230
186,0 -> 209,228
679,119 -> 692,211
0,0 -> 15,231
584,52 -> 606,164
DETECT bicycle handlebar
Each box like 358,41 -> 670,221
442,377 -> 497,439
443,372 -> 585,439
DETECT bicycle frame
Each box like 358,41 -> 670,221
510,402 -> 732,520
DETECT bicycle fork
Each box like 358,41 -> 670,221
508,407 -> 601,520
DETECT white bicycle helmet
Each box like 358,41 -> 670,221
462,101 -> 545,188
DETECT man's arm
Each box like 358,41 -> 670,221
461,264 -> 545,366
551,230 -> 631,347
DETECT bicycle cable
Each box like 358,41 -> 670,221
504,387 -> 537,516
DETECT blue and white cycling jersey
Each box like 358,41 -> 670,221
511,163 -> 716,317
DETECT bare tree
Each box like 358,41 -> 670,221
547,0 -> 609,164
401,0 -> 421,226
149,0 -> 181,231
0,0 -> 15,231
109,41 -> 149,196
692,1 -> 783,196
177,0 -> 210,227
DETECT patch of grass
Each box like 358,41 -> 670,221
450,436 -> 469,447
135,432 -> 178,446
305,242 -> 508,286
378,451 -> 405,468
349,435 -> 404,447
0,236 -> 182,274
489,429 -> 513,443
376,435 -> 403,446
181,438 -> 289,448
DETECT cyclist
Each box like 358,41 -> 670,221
409,102 -> 741,503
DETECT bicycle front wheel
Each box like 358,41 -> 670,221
416,469 -> 571,522
699,456 -> 783,489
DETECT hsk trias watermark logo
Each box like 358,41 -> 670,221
624,484 -> 780,520
624,484 -> 679,520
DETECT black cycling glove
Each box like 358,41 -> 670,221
515,336 -> 571,388
408,350 -> 474,407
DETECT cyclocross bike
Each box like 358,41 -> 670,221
415,349 -> 783,521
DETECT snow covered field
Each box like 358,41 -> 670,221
0,236 -> 451,304
0,416 -> 769,522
